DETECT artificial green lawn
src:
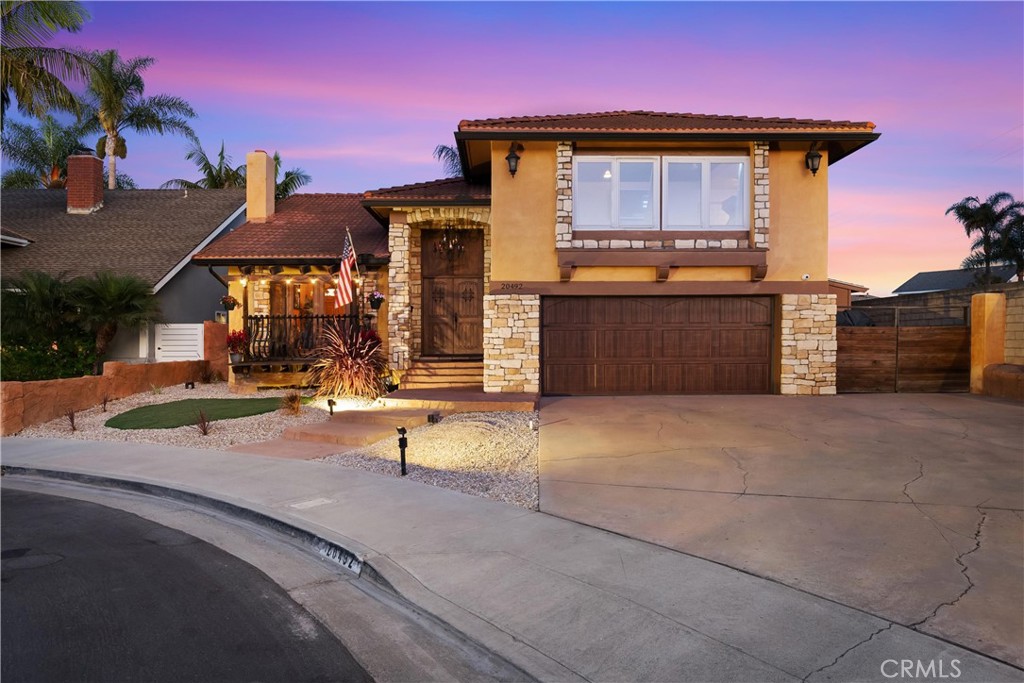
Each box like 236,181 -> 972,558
105,398 -> 283,430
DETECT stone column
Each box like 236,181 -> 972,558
780,294 -> 837,395
753,141 -> 770,249
388,216 -> 412,371
483,294 -> 541,393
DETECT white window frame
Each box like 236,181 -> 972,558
573,156 -> 660,230
572,154 -> 749,232
662,156 -> 749,231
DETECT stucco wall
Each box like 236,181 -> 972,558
1,360 -> 207,435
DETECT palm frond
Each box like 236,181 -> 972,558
433,143 -> 462,178
1,167 -> 44,188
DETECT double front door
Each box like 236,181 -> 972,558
422,229 -> 483,356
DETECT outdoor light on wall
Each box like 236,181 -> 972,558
505,142 -> 524,177
239,277 -> 248,287
805,143 -> 822,177
434,225 -> 465,262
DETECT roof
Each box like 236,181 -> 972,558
0,189 -> 246,287
893,266 -> 1018,294
827,278 -> 869,293
458,110 -> 877,135
193,193 -> 389,265
1,226 -> 33,246
363,178 -> 490,205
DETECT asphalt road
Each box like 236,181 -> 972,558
1,488 -> 372,683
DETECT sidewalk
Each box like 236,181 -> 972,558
2,437 -> 1020,683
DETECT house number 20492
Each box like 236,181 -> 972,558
500,283 -> 524,290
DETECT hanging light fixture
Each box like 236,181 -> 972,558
805,143 -> 822,177
434,225 -> 465,262
506,142 -> 524,177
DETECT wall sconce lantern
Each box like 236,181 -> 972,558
805,143 -> 822,177
505,142 -> 524,177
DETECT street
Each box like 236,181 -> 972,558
1,488 -> 371,683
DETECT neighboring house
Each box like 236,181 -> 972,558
893,267 -> 1018,295
1,154 -> 247,363
828,279 -> 869,310
192,156 -> 390,377
203,110 -> 879,396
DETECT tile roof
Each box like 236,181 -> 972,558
458,110 -> 876,134
0,189 -> 245,287
893,266 -> 1018,294
363,178 -> 490,204
193,193 -> 388,264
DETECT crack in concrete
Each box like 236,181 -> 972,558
909,508 -> 988,629
801,623 -> 894,682
722,447 -> 749,501
901,455 -> 974,546
547,446 -> 691,464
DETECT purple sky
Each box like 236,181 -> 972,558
12,1 -> 1024,295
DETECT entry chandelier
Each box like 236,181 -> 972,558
434,225 -> 464,262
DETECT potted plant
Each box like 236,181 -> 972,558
220,294 -> 240,311
368,290 -> 385,310
226,329 -> 248,364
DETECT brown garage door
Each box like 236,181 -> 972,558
542,296 -> 773,395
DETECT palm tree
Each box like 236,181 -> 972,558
0,270 -> 78,345
946,192 -> 1023,284
272,151 -> 311,200
997,208 -> 1024,281
83,49 -> 196,189
0,0 -> 92,127
71,271 -> 162,373
0,114 -> 136,189
161,139 -> 245,191
433,143 -> 462,178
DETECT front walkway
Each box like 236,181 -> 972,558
539,394 -> 1024,667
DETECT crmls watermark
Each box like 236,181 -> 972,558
881,659 -> 962,679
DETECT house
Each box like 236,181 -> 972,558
205,111 -> 879,396
192,153 -> 390,389
1,154 -> 247,363
893,266 -> 1018,295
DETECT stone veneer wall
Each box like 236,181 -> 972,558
483,294 -> 540,393
1005,285 -> 1024,364
555,141 -> 769,250
780,294 -> 837,395
387,207 -> 491,371
250,278 -> 270,315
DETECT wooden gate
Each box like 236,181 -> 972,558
837,326 -> 970,393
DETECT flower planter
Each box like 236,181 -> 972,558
229,353 -> 243,364
370,300 -> 383,310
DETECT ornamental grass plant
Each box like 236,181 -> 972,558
307,326 -> 387,400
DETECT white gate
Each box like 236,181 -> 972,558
155,324 -> 204,362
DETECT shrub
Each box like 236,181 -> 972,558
307,326 -> 387,400
199,364 -> 216,384
64,409 -> 76,432
281,390 -> 303,415
193,409 -> 213,436
0,342 -> 96,381
226,329 -> 249,354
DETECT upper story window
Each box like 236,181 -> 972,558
573,155 -> 749,231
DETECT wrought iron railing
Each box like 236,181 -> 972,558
243,314 -> 360,361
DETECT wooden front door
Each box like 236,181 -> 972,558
422,229 -> 484,356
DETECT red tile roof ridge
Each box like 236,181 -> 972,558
459,110 -> 875,130
364,177 -> 476,197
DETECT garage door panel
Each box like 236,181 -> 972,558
598,330 -> 653,359
542,296 -> 773,395
660,330 -> 712,358
543,329 -> 595,360
597,364 -> 652,393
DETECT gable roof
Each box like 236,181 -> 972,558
192,193 -> 389,265
893,266 -> 1018,294
363,178 -> 490,204
0,189 -> 246,288
458,110 -> 876,135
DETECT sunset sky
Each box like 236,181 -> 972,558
10,1 -> 1023,295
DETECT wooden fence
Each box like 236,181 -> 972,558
837,327 -> 970,393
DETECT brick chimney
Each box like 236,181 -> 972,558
246,150 -> 275,223
66,154 -> 104,214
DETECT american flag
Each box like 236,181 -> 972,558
335,231 -> 357,308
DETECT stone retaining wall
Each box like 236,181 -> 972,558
780,294 -> 837,395
1,360 -> 208,435
483,294 -> 540,393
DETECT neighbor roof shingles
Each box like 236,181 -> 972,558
363,178 -> 490,203
0,189 -> 245,286
893,267 -> 1018,293
193,193 -> 388,263
458,110 -> 876,134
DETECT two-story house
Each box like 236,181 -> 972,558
204,111 -> 878,396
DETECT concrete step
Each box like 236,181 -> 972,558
330,408 -> 436,428
379,388 -> 537,413
282,421 -> 394,446
225,439 -> 351,460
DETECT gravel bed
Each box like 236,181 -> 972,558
16,382 -> 540,510
318,411 -> 540,510
16,383 -> 341,451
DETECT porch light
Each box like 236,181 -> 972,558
505,142 -> 524,177
285,277 -> 293,285
434,225 -> 464,262
805,144 -> 822,176
239,277 -> 248,287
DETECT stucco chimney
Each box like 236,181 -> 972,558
66,154 -> 104,214
246,150 -> 275,223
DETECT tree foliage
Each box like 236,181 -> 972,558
71,270 -> 163,373
161,141 -> 311,199
0,0 -> 92,127
947,192 -> 1024,283
433,143 -> 462,178
82,49 -> 196,189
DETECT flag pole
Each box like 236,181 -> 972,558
346,227 -> 363,318
346,228 -> 362,280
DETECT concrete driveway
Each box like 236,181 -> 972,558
539,394 -> 1024,668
